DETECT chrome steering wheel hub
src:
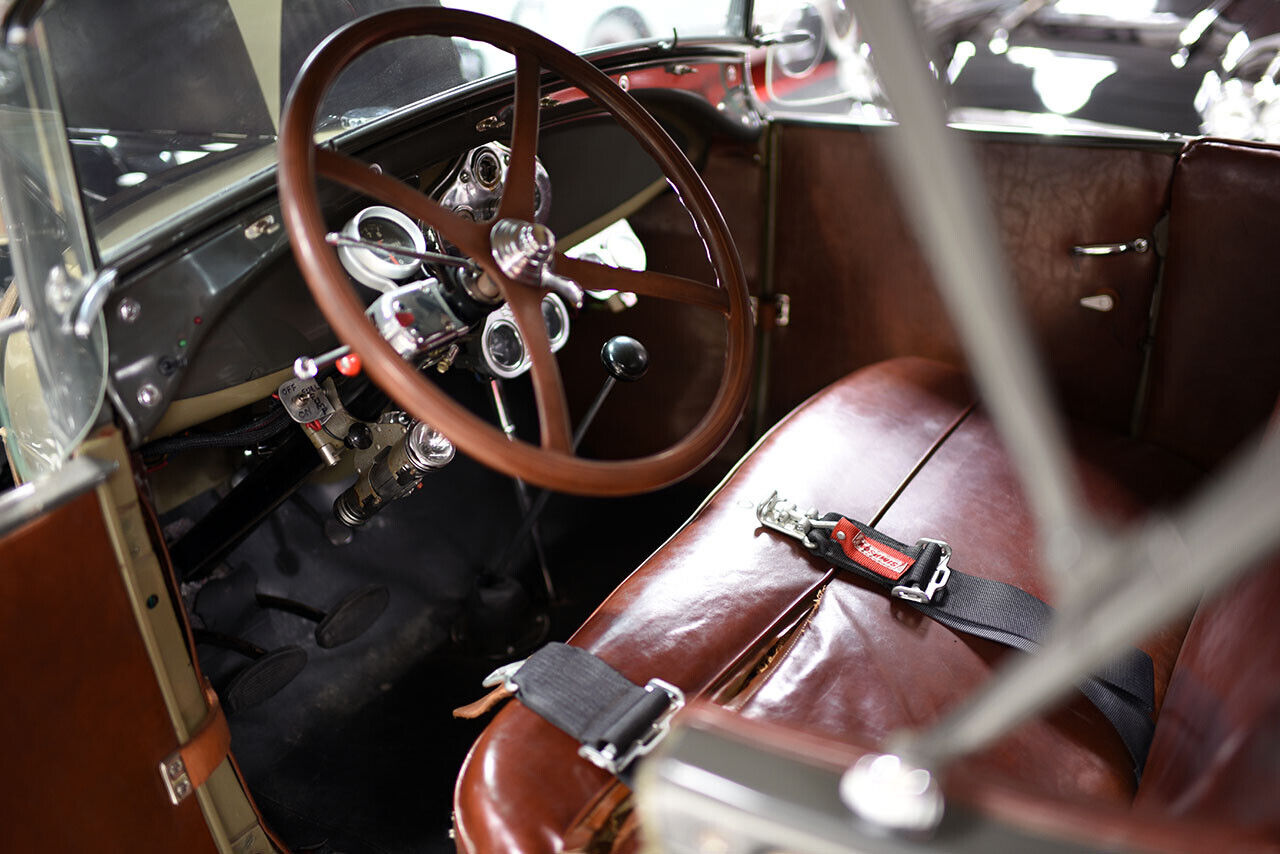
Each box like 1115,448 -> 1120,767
491,218 -> 555,285
489,217 -> 585,309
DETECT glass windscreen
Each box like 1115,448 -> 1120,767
0,19 -> 105,480
35,0 -> 738,262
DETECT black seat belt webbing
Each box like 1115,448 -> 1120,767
799,510 -> 1156,778
494,642 -> 684,784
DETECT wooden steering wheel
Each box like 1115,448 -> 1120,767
278,8 -> 752,496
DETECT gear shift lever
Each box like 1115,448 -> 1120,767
492,336 -> 649,580
574,335 -> 648,446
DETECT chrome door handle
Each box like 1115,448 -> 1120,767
1070,238 -> 1149,257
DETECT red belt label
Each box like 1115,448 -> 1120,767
833,517 -> 914,581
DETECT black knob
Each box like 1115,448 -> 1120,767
600,335 -> 648,382
344,422 -> 373,450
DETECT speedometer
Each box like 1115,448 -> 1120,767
337,206 -> 428,292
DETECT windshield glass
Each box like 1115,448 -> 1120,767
37,0 -> 740,262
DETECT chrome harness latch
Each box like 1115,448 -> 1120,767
757,491 -> 838,547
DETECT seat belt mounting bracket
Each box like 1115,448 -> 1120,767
482,658 -> 526,693
160,753 -> 194,805
577,678 -> 686,776
757,491 -> 837,547
891,539 -> 952,604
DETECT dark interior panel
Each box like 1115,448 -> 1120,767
1141,138 -> 1280,467
764,123 -> 1176,434
558,137 -> 765,481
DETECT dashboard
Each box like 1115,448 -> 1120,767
336,142 -> 569,381
98,52 -> 757,447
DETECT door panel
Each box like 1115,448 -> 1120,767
767,122 -> 1177,432
0,490 -> 218,852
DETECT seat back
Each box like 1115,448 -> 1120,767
1135,556 -> 1280,836
1139,138 -> 1280,467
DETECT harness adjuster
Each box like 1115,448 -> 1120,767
891,539 -> 952,604
577,678 -> 685,776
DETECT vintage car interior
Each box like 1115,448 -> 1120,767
1,1 -> 1279,853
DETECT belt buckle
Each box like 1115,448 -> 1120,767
577,678 -> 685,775
891,539 -> 952,604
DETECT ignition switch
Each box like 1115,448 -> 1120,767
333,421 -> 454,526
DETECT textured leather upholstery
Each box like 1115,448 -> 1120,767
1141,138 -> 1280,467
453,357 -> 1215,852
1135,557 -> 1280,836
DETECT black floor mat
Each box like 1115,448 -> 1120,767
178,450 -> 703,853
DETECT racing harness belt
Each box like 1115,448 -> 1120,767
481,492 -> 1157,784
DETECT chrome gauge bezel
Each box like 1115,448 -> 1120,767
434,142 -> 552,229
337,205 -> 427,292
479,293 -> 571,379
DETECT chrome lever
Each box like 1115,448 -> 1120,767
324,232 -> 478,270
294,344 -> 352,380
1070,238 -> 1149,257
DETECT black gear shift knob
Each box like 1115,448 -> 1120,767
600,335 -> 648,382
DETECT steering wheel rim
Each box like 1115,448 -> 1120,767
278,8 -> 753,496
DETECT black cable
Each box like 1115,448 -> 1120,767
141,406 -> 293,459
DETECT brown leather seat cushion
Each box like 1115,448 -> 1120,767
453,357 -> 1204,853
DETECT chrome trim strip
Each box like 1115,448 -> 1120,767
0,455 -> 117,538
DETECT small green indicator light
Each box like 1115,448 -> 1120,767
178,338 -> 187,348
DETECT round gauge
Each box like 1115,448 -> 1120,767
336,205 -> 426,292
472,147 -> 503,190
481,316 -> 527,378
487,321 -> 524,371
357,217 -> 416,264
541,293 -> 570,351
477,295 -> 570,379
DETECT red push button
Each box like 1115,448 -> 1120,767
336,354 -> 362,376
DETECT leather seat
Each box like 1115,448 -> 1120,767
452,357 -> 1212,853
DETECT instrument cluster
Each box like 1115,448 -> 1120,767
335,144 -> 560,381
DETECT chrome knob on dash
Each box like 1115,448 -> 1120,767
294,344 -> 354,381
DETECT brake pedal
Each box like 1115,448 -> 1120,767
194,629 -> 307,713
256,585 -> 389,648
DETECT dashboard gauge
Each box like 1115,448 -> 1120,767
472,147 -> 502,190
436,142 -> 551,228
541,293 -> 569,350
337,205 -> 427,292
478,293 -> 571,379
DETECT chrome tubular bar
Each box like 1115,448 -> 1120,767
908,428 -> 1280,769
852,0 -> 1097,585
851,0 -> 1280,773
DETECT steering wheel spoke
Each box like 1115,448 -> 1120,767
501,285 -> 573,453
496,52 -> 543,223
555,254 -> 730,314
316,148 -> 489,258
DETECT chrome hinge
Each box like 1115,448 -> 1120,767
749,293 -> 791,328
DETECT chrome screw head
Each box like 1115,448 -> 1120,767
117,298 -> 141,323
